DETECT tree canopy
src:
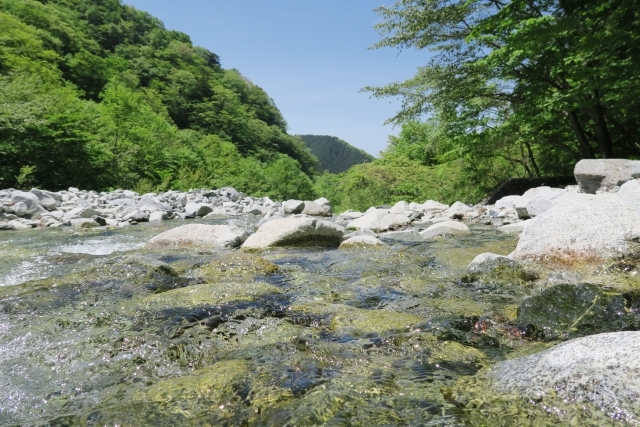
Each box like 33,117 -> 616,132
365,0 -> 640,179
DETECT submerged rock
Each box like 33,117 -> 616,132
489,331 -> 640,423
516,283 -> 640,340
149,224 -> 248,248
242,217 -> 344,249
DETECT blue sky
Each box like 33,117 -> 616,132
124,1 -> 427,156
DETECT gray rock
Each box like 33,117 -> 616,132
30,189 -> 61,210
220,187 -> 239,196
107,198 -> 135,207
488,331 -> 640,422
283,199 -> 305,214
314,197 -> 331,208
389,201 -> 408,214
512,192 -> 640,260
92,216 -> 107,226
340,235 -> 386,248
123,210 -> 150,222
347,209 -> 410,232
617,178 -> 640,212
8,220 -> 32,230
242,217 -> 345,249
466,252 -> 518,273
148,211 -> 168,222
575,158 -> 640,193
149,224 -> 248,248
9,201 -> 30,217
126,255 -> 178,276
67,207 -> 102,218
337,210 -> 364,219
444,201 -> 471,217
494,195 -> 522,210
0,221 -> 15,230
69,218 -> 100,228
420,220 -> 471,239
184,202 -> 213,217
301,201 -> 331,216
421,200 -> 449,212
378,230 -> 424,242
343,228 -> 377,239
496,220 -> 530,235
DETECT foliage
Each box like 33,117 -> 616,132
298,134 -> 375,173
0,0 -> 320,196
364,0 -> 640,180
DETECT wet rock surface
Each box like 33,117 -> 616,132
5,171 -> 640,425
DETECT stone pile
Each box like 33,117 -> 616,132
0,186 -> 333,230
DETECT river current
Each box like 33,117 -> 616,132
0,217 -> 619,426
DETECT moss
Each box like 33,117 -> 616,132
195,252 -> 279,280
136,281 -> 283,311
290,301 -> 423,335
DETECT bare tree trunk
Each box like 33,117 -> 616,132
522,140 -> 541,177
567,111 -> 595,159
588,102 -> 613,158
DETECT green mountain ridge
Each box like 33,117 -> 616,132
0,0 -> 319,199
297,134 -> 375,174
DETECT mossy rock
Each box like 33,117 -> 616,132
194,252 -> 279,281
517,283 -> 640,339
290,300 -> 422,335
135,359 -> 248,403
136,281 -> 283,312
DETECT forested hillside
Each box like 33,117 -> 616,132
0,0 -> 319,199
298,135 -> 374,173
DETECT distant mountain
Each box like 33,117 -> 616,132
297,135 -> 375,174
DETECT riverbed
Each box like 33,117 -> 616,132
0,217 -> 629,426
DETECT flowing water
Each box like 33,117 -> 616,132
0,218 -> 635,426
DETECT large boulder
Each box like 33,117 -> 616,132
617,178 -> 640,212
488,331 -> 640,422
420,220 -> 471,239
242,217 -> 344,249
30,189 -> 60,210
512,192 -> 640,260
574,158 -> 640,194
301,201 -> 331,216
149,224 -> 248,248
184,202 -> 213,217
283,199 -> 305,214
346,209 -> 410,232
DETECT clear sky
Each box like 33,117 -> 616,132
124,0 -> 427,156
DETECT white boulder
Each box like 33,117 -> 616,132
346,209 -> 410,232
339,235 -> 386,248
512,192 -> 640,260
242,217 -> 344,249
489,331 -> 640,422
149,224 -> 248,248
575,159 -> 640,194
420,220 -> 471,239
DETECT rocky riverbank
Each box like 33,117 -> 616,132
2,158 -> 640,425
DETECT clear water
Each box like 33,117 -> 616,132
0,219 -> 628,426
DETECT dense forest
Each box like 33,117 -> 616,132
0,0 -> 319,199
297,135 -> 374,174
2,0 -> 639,210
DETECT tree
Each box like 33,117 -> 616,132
365,0 -> 640,177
